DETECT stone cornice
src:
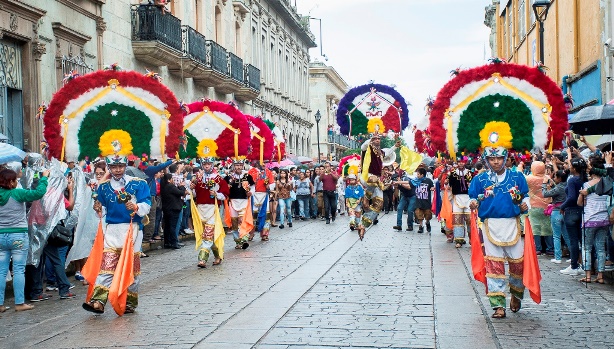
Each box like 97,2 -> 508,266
55,0 -> 102,21
309,63 -> 348,95
52,22 -> 92,46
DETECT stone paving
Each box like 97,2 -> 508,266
1,213 -> 614,348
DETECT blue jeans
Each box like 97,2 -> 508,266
551,209 -> 569,260
582,226 -> 609,272
397,195 -> 416,228
564,207 -> 583,269
534,235 -> 554,254
41,244 -> 72,295
0,233 -> 29,305
278,198 -> 293,225
297,195 -> 311,218
45,245 -> 68,285
153,207 -> 163,237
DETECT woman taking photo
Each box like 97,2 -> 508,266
0,168 -> 50,312
276,169 -> 294,229
542,170 -> 569,264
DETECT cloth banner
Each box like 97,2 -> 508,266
523,216 -> 542,304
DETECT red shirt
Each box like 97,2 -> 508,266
320,173 -> 338,191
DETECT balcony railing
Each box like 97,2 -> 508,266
246,64 -> 261,90
229,53 -> 244,83
328,133 -> 360,149
131,5 -> 182,52
184,26 -> 206,66
207,40 -> 228,76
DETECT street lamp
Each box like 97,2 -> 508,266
532,0 -> 552,64
315,109 -> 321,162
309,17 -> 328,61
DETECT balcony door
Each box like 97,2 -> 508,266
0,40 -> 24,149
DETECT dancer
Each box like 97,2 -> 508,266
449,159 -> 472,247
360,133 -> 400,234
192,157 -> 229,268
84,154 -> 151,315
225,160 -> 254,249
345,174 -> 365,237
248,161 -> 275,241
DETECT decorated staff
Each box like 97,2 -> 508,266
431,61 -> 566,319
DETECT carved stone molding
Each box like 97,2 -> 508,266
216,0 -> 228,8
96,18 -> 107,34
32,40 -> 46,61
9,13 -> 18,31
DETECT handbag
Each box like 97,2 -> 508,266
48,219 -> 74,247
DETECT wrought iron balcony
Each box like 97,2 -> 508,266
131,5 -> 184,70
217,52 -> 244,95
236,64 -> 261,102
185,26 -> 206,66
328,133 -> 360,149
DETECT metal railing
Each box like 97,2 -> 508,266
245,64 -> 261,90
131,5 -> 182,52
206,40 -> 228,75
228,52 -> 244,82
328,134 -> 359,149
184,26 -> 206,65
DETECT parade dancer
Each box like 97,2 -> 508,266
192,157 -> 229,268
248,161 -> 275,241
469,144 -> 530,319
449,159 -> 472,247
344,174 -> 365,236
224,160 -> 254,249
83,154 -> 151,315
360,133 -> 400,238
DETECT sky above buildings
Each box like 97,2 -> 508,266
296,0 -> 492,142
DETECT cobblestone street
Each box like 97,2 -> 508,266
1,213 -> 614,349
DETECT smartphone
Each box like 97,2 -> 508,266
573,133 -> 581,140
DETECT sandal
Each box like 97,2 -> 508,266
261,236 -> 269,241
197,262 -> 207,268
82,300 -> 104,314
579,277 -> 592,283
235,245 -> 242,249
0,306 -> 9,313
124,306 -> 135,314
358,229 -> 365,241
491,307 -> 506,318
595,278 -> 606,284
455,243 -> 462,248
510,296 -> 521,313
212,259 -> 222,266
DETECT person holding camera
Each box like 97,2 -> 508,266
0,168 -> 49,312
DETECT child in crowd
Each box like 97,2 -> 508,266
344,174 -> 365,239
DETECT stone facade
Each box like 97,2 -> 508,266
0,0 -> 315,156
308,61 -> 357,160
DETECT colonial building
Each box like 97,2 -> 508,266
484,0 -> 606,115
0,0 -> 316,156
308,61 -> 358,160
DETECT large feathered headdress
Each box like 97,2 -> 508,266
429,62 -> 568,159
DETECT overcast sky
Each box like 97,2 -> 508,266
296,0 -> 492,141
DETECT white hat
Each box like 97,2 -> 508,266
347,174 -> 357,179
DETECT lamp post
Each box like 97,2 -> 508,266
315,109 -> 321,162
532,0 -> 552,64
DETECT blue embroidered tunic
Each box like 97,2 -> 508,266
468,169 -> 529,220
97,177 -> 151,224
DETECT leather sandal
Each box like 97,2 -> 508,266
82,300 -> 104,314
595,278 -> 606,284
510,296 -> 521,313
197,262 -> 207,268
491,307 -> 506,318
212,259 -> 222,266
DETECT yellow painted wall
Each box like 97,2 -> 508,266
497,0 -> 603,85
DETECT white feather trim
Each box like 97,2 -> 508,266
444,77 -> 550,151
61,86 -> 168,160
184,110 -> 232,141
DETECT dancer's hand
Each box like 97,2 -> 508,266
469,201 -> 478,210
519,202 -> 528,212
